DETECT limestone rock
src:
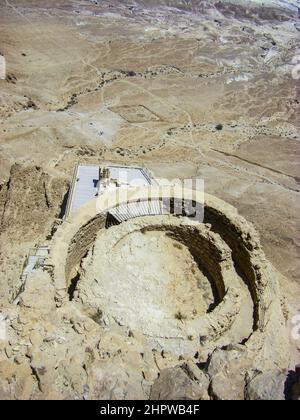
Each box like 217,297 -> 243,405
30,352 -> 57,394
86,360 -> 146,400
207,346 -> 252,400
245,370 -> 287,401
0,164 -> 67,240
18,270 -> 56,313
150,366 -> 210,400
0,360 -> 35,400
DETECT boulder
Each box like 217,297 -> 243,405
207,346 -> 251,400
19,270 -> 56,313
150,365 -> 210,400
245,370 -> 286,400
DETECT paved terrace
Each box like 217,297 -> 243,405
66,164 -> 153,217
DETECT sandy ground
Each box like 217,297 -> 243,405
0,0 -> 299,364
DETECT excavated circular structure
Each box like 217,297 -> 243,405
49,187 -> 289,368
73,215 -> 253,354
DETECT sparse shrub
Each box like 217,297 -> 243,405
174,311 -> 187,321
200,335 -> 207,345
91,309 -> 103,324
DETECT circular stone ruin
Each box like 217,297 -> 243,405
73,216 -> 254,356
49,187 -> 289,372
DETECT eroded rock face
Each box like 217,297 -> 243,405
207,346 -> 252,400
0,291 -> 161,400
0,164 -> 67,240
19,271 -> 56,313
0,164 -> 68,302
150,366 -> 210,400
0,360 -> 35,400
245,370 -> 287,401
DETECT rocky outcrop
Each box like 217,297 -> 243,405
150,366 -> 210,400
0,164 -> 68,240
19,270 -> 56,313
245,370 -> 287,401
0,164 -> 68,303
207,346 -> 252,400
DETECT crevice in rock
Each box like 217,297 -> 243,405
58,186 -> 70,219
30,366 -> 42,392
0,169 -> 12,226
68,271 -> 80,301
43,181 -> 51,210
208,380 -> 217,401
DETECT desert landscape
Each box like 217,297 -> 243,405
0,0 -> 299,400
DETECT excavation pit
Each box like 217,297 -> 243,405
70,216 -> 253,354
78,222 -> 214,331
